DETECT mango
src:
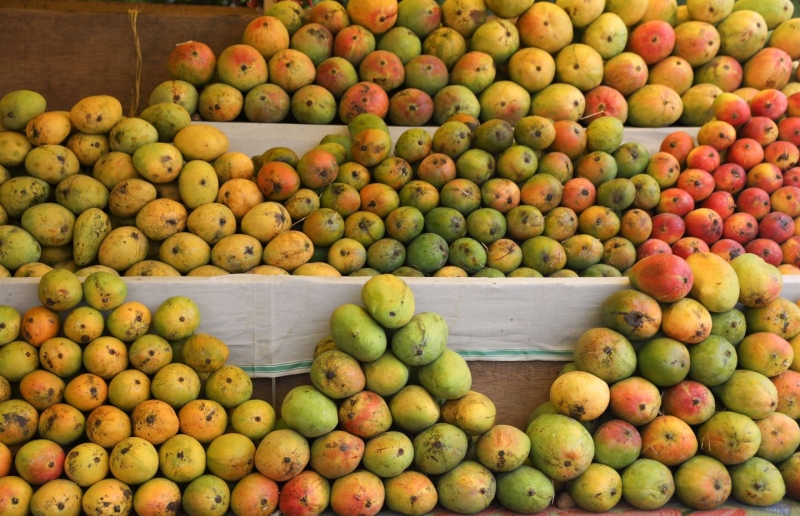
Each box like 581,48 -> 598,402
25,144 -> 80,185
70,95 -> 123,135
25,111 -> 71,146
413,423 -> 468,475
732,0 -> 793,29
391,312 -> 448,366
685,252 -> 740,313
173,124 -> 230,162
418,348 -> 472,400
0,225 -> 41,271
38,269 -> 82,312
361,274 -> 415,329
98,226 -> 149,272
627,85 -> 683,127
389,384 -> 440,434
440,391 -> 496,437
730,253 -> 782,308
744,297 -> 800,339
1,90 -> 46,131
0,176 -> 49,219
139,102 -> 192,143
55,174 -> 109,215
0,131 -> 33,167
282,385 -> 339,439
330,304 -> 387,362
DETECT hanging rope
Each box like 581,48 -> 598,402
128,9 -> 143,117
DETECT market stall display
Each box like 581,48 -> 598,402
2,0 -> 800,514
0,264 -> 799,514
150,0 -> 800,128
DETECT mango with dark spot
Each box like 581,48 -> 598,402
362,430 -> 413,478
64,373 -> 108,413
437,459 -> 496,513
0,135 -> 32,180
132,399 -> 180,446
149,78 -> 198,116
279,470 -> 330,516
15,438 -> 65,485
441,0 -> 486,39
70,95 -> 122,135
19,369 -> 64,411
729,456 -> 786,506
228,399 -> 274,443
208,233 -> 261,273
717,10 -> 768,62
254,428 -> 310,482
82,478 -> 134,516
330,469 -> 385,516
384,470 -> 437,516
569,463 -> 623,511
441,391 -> 496,440
64,442 -> 109,487
133,477 -> 182,516
470,18 -> 519,69
20,305 -> 60,348
479,81 -> 530,126
291,23 -> 334,68
0,176 -> 48,223
551,370 -> 610,421
36,269 -> 81,313
0,305 -> 20,346
32,480 -> 82,516
25,111 -> 71,147
309,430 -> 365,480
496,465 -> 554,514
140,102 -> 192,143
475,424 -> 530,474
1,89 -> 46,131
151,363 -> 201,410
20,203 -> 74,251
11,259 -> 49,276
432,84 -> 479,126
107,370 -> 151,414
205,365 -> 253,410
109,436 -> 159,485
601,289 -> 662,341
82,335 -> 129,381
0,398 -> 39,446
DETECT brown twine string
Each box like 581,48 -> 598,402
128,9 -> 143,117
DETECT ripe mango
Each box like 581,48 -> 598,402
685,252 -> 740,313
730,253 -> 782,308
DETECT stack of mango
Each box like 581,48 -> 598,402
148,0 -> 800,127
1,86 -> 800,278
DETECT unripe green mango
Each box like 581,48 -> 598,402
361,274 -> 416,329
329,303 -> 387,362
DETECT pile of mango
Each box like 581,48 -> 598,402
0,268 -> 283,516
149,0 -> 800,127
1,86 -> 800,278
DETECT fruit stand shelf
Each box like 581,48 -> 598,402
209,123 -> 698,158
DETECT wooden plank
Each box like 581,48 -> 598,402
270,361 -> 566,431
0,1 -> 257,113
